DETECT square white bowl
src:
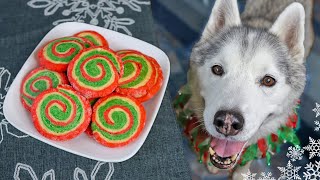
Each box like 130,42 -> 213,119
3,22 -> 170,162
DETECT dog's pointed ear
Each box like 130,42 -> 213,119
201,0 -> 241,40
270,3 -> 305,63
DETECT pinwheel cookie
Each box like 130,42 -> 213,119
116,51 -> 163,101
38,36 -> 91,72
67,47 -> 123,98
74,31 -> 109,47
20,67 -> 68,111
31,85 -> 92,141
91,94 -> 146,147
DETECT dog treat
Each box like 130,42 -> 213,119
136,56 -> 163,102
31,85 -> 92,141
116,52 -> 156,98
38,37 -> 91,72
91,94 -> 146,147
67,47 -> 121,98
74,31 -> 109,47
20,67 -> 68,111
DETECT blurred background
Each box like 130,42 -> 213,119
151,0 -> 320,179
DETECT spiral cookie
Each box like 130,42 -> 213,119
116,52 -> 156,98
20,67 -> 68,111
74,31 -> 109,47
91,94 -> 146,147
31,85 -> 92,141
38,37 -> 91,72
84,98 -> 98,137
137,56 -> 163,102
116,49 -> 142,55
67,47 -> 122,98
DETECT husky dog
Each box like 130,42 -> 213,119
188,0 -> 314,178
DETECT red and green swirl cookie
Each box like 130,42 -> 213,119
91,94 -> 146,147
116,49 -> 142,55
137,56 -> 163,102
74,31 -> 109,47
67,47 -> 122,98
116,52 -> 156,98
84,98 -> 99,137
31,85 -> 92,141
20,67 -> 68,111
38,36 -> 91,72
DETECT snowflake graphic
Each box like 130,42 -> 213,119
0,67 -> 11,116
14,163 -> 55,180
27,0 -> 150,36
14,161 -> 114,180
303,161 -> 320,180
312,103 -> 320,118
242,169 -> 257,180
315,121 -> 320,132
278,161 -> 301,180
286,146 -> 304,162
303,137 -> 320,159
0,67 -> 29,145
74,161 -> 114,180
257,172 -> 275,180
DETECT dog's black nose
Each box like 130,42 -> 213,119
213,110 -> 244,136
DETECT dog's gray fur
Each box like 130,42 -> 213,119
187,0 -> 314,177
241,0 -> 314,58
192,26 -> 306,93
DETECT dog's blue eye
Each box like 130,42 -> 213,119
261,76 -> 276,87
211,65 -> 224,76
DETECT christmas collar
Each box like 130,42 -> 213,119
173,84 -> 301,168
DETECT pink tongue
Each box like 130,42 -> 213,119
211,138 -> 246,158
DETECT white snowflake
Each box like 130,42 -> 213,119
14,163 -> 55,180
278,161 -> 301,180
74,161 -> 114,180
286,146 -> 304,162
27,0 -> 150,36
14,161 -> 114,180
258,172 -> 275,180
315,121 -> 320,132
312,103 -> 320,118
303,137 -> 320,159
303,161 -> 320,180
242,169 -> 257,180
0,67 -> 29,145
0,119 -> 29,144
0,67 -> 11,116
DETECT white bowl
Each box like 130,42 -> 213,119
3,22 -> 170,162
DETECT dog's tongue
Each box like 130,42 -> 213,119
211,138 -> 246,158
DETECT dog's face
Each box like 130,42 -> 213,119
190,0 -> 306,169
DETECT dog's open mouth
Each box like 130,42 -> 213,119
209,137 -> 247,169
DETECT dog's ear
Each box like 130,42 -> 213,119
201,0 -> 241,40
270,3 -> 305,63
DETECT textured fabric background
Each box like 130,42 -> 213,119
0,0 -> 191,179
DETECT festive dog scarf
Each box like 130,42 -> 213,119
173,84 -> 301,168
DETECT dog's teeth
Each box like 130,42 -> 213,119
231,155 -> 237,161
209,147 -> 215,155
226,159 -> 231,164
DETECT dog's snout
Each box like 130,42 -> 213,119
213,110 -> 244,136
